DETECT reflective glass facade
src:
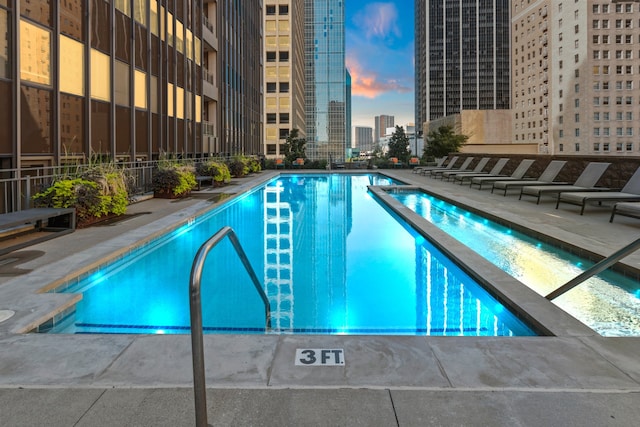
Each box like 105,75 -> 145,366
304,0 -> 347,161
415,0 -> 511,131
1,1 -> 205,170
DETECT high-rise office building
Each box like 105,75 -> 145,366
374,115 -> 394,144
1,1 -> 210,174
354,126 -> 373,152
304,0 -> 347,162
415,0 -> 510,135
217,1 -> 263,156
263,0 -> 305,158
513,0 -> 640,156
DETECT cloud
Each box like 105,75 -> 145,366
353,2 -> 401,41
347,55 -> 412,98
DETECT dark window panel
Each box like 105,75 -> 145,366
0,8 -> 10,79
135,109 -> 149,155
21,0 -> 51,27
60,94 -> 85,156
115,10 -> 131,61
91,0 -> 110,53
115,106 -> 131,156
177,119 -> 184,153
60,0 -> 84,40
135,24 -> 148,71
0,81 -> 12,154
90,100 -> 110,155
20,85 -> 52,154
151,35 -> 159,76
151,113 -> 160,154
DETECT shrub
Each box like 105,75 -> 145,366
153,164 -> 196,197
197,160 -> 231,186
227,157 -> 250,178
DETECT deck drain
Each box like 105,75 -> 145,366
0,310 -> 15,323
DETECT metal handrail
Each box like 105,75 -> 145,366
189,226 -> 271,427
546,237 -> 640,300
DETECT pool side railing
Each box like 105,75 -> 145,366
189,225 -> 271,427
546,237 -> 640,300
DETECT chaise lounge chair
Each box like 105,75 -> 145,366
430,157 -> 474,179
441,157 -> 490,181
453,158 -> 510,185
610,201 -> 640,223
519,162 -> 611,204
412,157 -> 445,174
491,160 -> 567,196
470,159 -> 535,190
556,166 -> 640,215
419,156 -> 459,175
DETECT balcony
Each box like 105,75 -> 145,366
202,14 -> 217,51
203,67 -> 218,101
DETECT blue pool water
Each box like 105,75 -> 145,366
47,174 -> 535,336
390,189 -> 640,336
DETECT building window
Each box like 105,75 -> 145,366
626,143 -> 633,151
559,143 -> 564,152
279,51 -> 289,62
266,51 -> 276,62
593,143 -> 600,151
279,5 -> 289,15
279,128 -> 289,139
266,113 -> 277,124
266,144 -> 277,155
266,5 -> 276,15
575,143 -> 580,152
279,82 -> 289,93
280,113 -> 289,124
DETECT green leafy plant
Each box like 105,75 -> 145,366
227,156 -> 250,178
196,160 -> 231,186
153,164 -> 196,197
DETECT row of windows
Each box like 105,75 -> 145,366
593,128 -> 635,136
592,34 -> 636,44
557,143 -> 637,153
266,113 -> 290,124
265,5 -> 289,16
266,51 -> 289,62
593,81 -> 635,90
593,3 -> 636,14
593,50 -> 635,60
592,19 -> 634,29
266,82 -> 290,93
593,65 -> 636,75
593,112 -> 635,121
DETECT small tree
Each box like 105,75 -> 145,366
387,125 -> 411,163
423,125 -> 468,160
282,128 -> 307,163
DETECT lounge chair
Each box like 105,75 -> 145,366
470,159 -> 535,190
610,201 -> 640,223
556,166 -> 640,215
419,156 -> 460,175
430,157 -> 474,179
519,162 -> 611,204
441,157 -> 490,181
413,157 -> 446,174
453,158 -> 510,185
491,160 -> 567,196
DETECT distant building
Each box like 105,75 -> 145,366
305,0 -> 347,161
263,0 -> 306,158
415,0 -> 510,135
512,1 -> 640,156
374,115 -> 394,144
354,126 -> 373,152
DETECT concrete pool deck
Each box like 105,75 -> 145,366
1,169 -> 640,426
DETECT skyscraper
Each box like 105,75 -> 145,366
513,0 -> 640,156
374,115 -> 395,144
304,0 -> 347,162
415,0 -> 511,134
354,126 -> 373,152
263,0 -> 306,158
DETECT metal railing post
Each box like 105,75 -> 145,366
189,226 -> 271,426
546,237 -> 640,300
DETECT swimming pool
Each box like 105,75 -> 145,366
45,174 -> 535,336
387,188 -> 640,337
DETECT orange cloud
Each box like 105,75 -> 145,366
347,56 -> 411,98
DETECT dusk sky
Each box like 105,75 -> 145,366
346,1 -> 415,131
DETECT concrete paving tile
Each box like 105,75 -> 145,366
0,388 -> 104,427
578,336 -> 640,383
269,335 -> 451,388
392,390 -> 640,427
76,388 -> 196,427
429,337 -> 639,389
0,335 -> 134,386
205,388 -> 396,427
95,335 -> 279,387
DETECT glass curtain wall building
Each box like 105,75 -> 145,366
304,0 -> 347,162
0,1 -> 208,173
415,0 -> 511,133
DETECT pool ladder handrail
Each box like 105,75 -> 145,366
546,237 -> 640,300
189,225 -> 271,427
